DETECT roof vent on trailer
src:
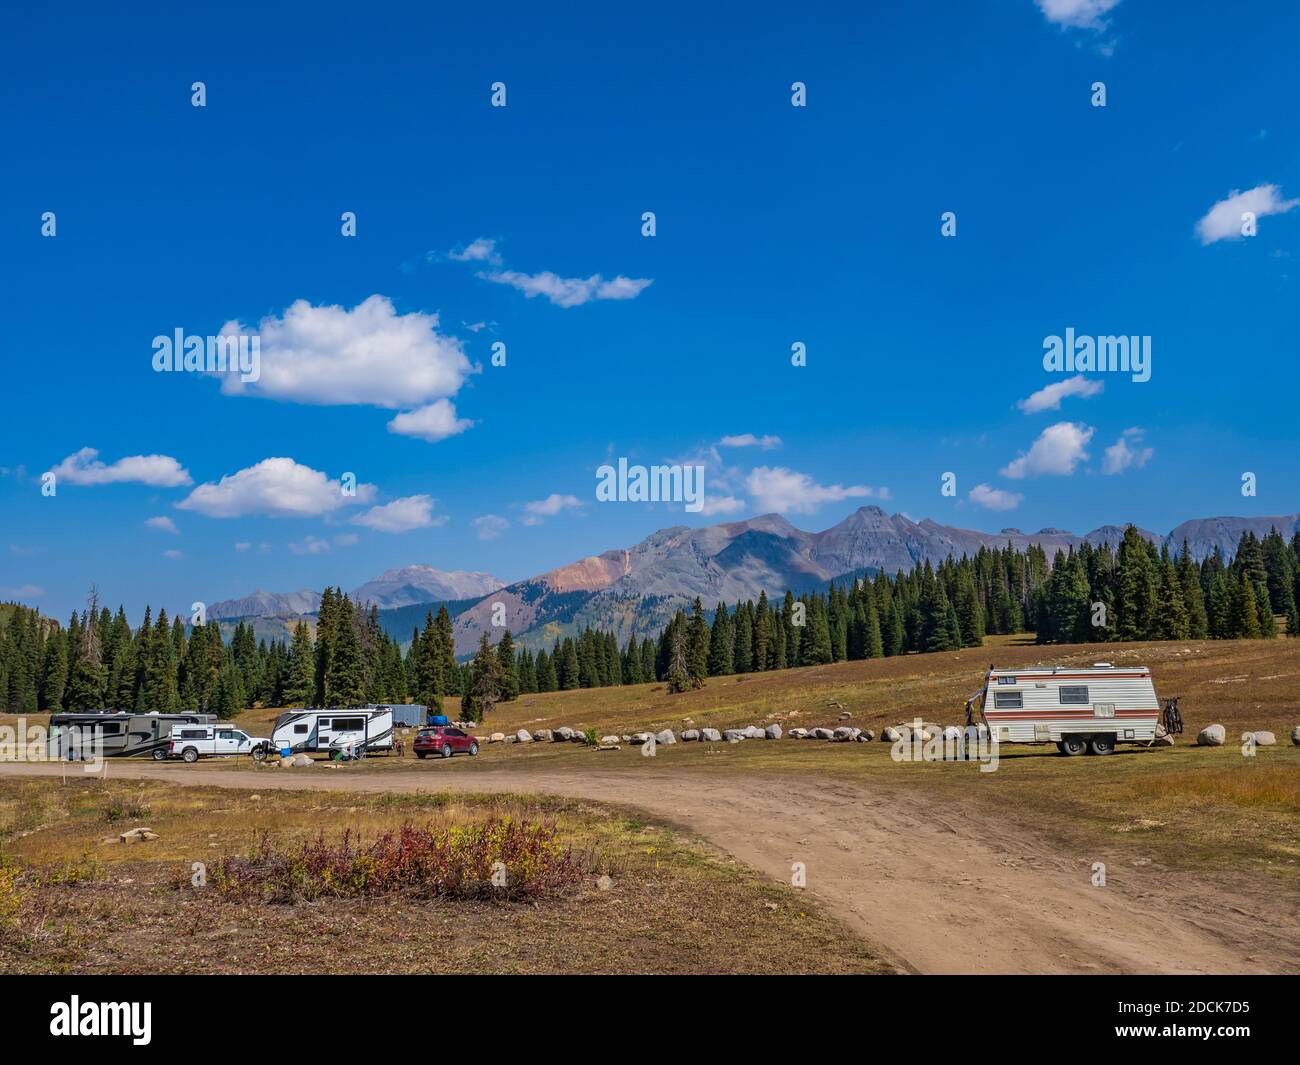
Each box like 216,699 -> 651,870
1092,662 -> 1113,668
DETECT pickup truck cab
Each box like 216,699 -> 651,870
168,725 -> 271,763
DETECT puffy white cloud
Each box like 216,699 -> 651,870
162,549 -> 184,560
447,237 -> 500,263
479,270 -> 652,308
1001,422 -> 1094,478
177,458 -> 376,518
700,494 -> 747,516
719,433 -> 782,450
1035,0 -> 1120,30
351,495 -> 444,534
472,514 -> 509,540
522,493 -> 582,525
47,447 -> 192,488
288,535 -> 331,556
1196,184 -> 1299,245
745,466 -> 879,515
1017,374 -> 1103,414
969,483 -> 1024,512
387,399 -> 474,443
145,516 -> 179,534
219,295 -> 475,410
1102,428 -> 1154,475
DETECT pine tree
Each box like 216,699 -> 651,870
283,621 -> 315,706
496,630 -> 520,700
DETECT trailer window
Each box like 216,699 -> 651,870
294,724 -> 309,735
333,718 -> 365,731
1060,685 -> 1089,704
993,691 -> 1022,709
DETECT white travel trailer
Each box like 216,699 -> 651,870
268,708 -> 394,757
966,663 -> 1175,755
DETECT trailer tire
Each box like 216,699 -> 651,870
181,747 -> 199,764
1088,735 -> 1116,756
1059,736 -> 1088,757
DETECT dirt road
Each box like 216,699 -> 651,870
2,760 -> 1292,975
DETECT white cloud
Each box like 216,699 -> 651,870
1102,427 -> 1154,475
234,541 -> 252,552
472,514 -> 509,540
745,466 -> 878,515
177,458 -> 376,518
145,515 -> 179,534
522,493 -> 582,525
288,535 -> 331,556
47,447 -> 191,488
447,237 -> 500,263
700,494 -> 748,516
218,295 -> 475,411
333,533 -> 359,547
1017,374 -> 1104,414
969,483 -> 1024,512
719,433 -> 782,450
479,270 -> 653,308
1196,184 -> 1299,245
1001,422 -> 1094,479
0,584 -> 44,599
162,549 -> 184,560
351,495 -> 444,534
1035,0 -> 1121,30
387,399 -> 474,443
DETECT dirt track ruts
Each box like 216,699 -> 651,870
2,760 -> 1294,975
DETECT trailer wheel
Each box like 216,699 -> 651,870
1059,736 -> 1088,756
1088,735 -> 1116,756
152,748 -> 168,761
181,747 -> 199,764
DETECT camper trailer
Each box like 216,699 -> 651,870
268,708 -> 394,757
966,663 -> 1173,755
47,711 -> 217,761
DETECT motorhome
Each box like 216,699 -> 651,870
268,708 -> 394,756
47,711 -> 217,761
965,663 -> 1175,755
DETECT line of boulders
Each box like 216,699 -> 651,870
1196,724 -> 1300,747
491,726 -> 594,744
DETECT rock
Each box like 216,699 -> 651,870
556,727 -> 575,742
279,756 -> 294,768
743,725 -> 765,739
655,729 -> 677,745
1292,726 -> 1300,746
723,729 -> 747,743
292,753 -> 313,766
1197,725 -> 1226,746
881,726 -> 902,743
942,726 -> 964,742
810,727 -> 835,741
1252,731 -> 1276,746
601,735 -> 621,746
765,724 -> 783,740
681,729 -> 700,741
700,728 -> 723,742
788,728 -> 809,739
119,827 -> 158,843
630,732 -> 653,745
838,711 -> 852,720
855,729 -> 874,742
621,735 -> 632,743
833,726 -> 860,742
489,732 -> 506,743
515,729 -> 533,743
532,729 -> 553,743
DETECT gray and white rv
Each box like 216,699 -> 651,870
268,707 -> 394,757
47,711 -> 217,761
966,663 -> 1177,755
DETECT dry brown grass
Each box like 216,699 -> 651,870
0,778 -> 889,975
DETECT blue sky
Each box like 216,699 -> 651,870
2,0 -> 1298,621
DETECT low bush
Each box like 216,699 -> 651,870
201,818 -> 594,903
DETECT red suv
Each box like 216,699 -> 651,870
413,725 -> 479,759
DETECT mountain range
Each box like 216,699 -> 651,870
203,508 -> 1300,656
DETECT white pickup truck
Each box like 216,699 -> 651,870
168,724 -> 272,763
